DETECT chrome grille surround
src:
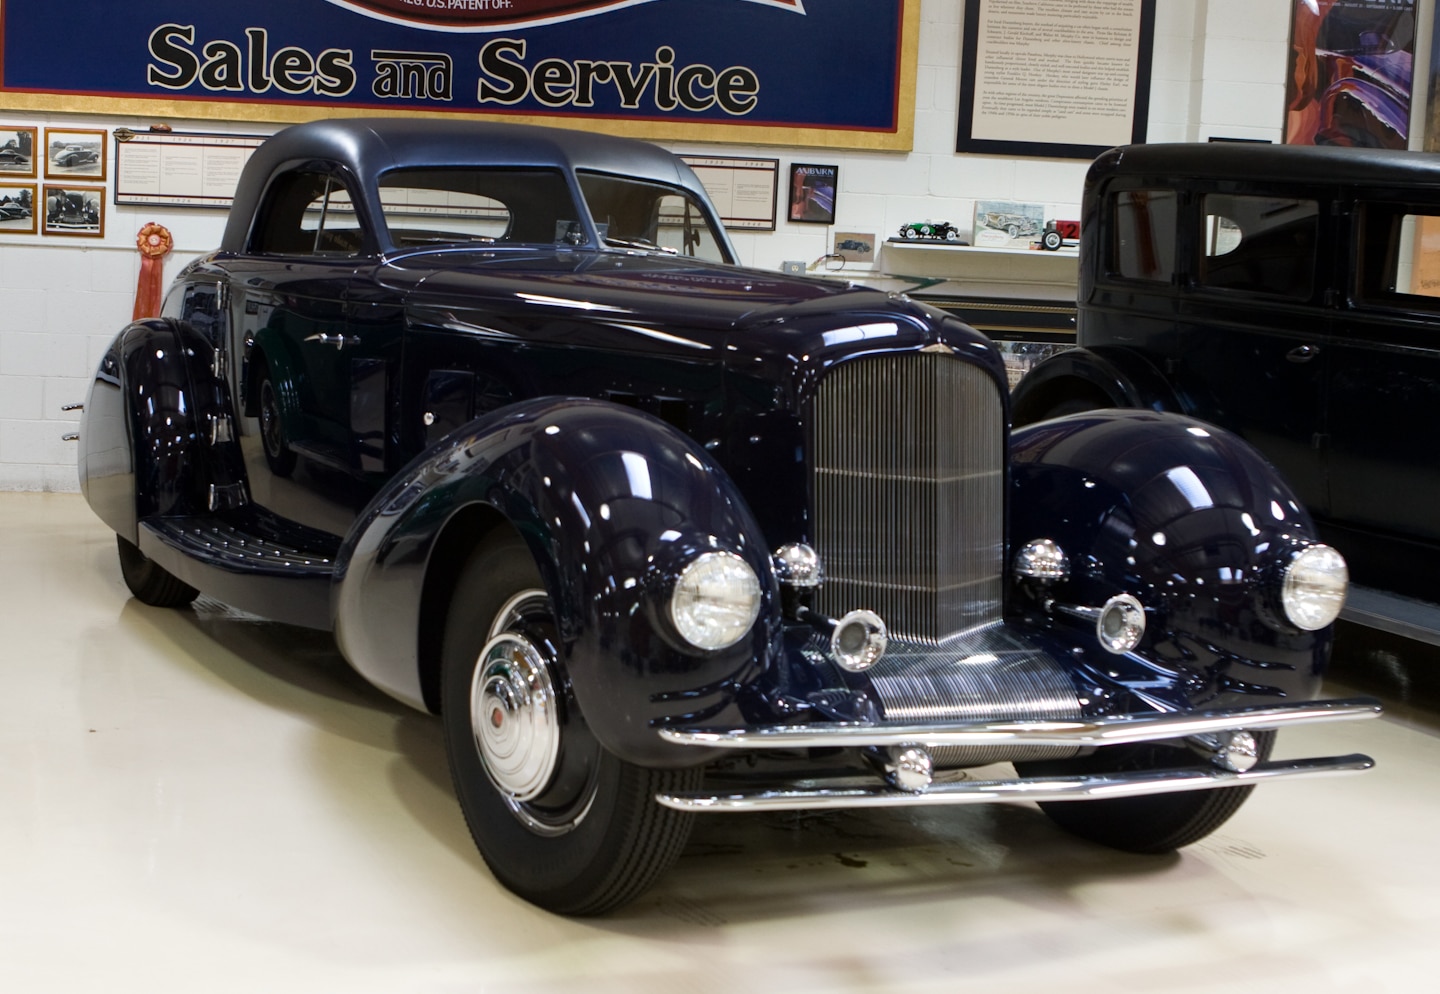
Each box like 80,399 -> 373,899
811,352 -> 1005,644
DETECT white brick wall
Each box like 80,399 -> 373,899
0,0 -> 1326,491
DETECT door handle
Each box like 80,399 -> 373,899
304,332 -> 360,350
1286,344 -> 1320,363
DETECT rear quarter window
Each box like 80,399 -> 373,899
1199,194 -> 1319,300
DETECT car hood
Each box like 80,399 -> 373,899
382,248 -> 887,332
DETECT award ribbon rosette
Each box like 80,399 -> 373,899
133,223 -> 173,321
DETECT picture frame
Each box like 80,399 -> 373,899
0,182 -> 38,234
0,126 -> 38,178
956,0 -> 1155,159
1288,0 -> 1414,149
42,183 -> 104,237
43,127 -> 106,182
788,163 -> 837,225
834,231 -> 876,264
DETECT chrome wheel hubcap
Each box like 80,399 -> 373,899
471,631 -> 560,803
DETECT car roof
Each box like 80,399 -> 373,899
1088,143 -> 1440,191
222,118 -> 706,253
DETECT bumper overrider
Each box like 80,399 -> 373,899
653,697 -> 1381,812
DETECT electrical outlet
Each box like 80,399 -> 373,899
781,260 -> 807,274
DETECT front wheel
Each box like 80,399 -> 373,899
1015,731 -> 1276,853
441,530 -> 699,915
257,370 -> 296,477
1041,230 -> 1064,251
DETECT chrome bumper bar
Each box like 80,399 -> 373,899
657,697 -> 1382,751
655,754 -> 1375,812
653,696 -> 1381,813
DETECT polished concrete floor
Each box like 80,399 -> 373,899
2,491 -> 1436,993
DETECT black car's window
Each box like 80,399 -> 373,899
378,168 -> 580,248
251,170 -> 364,257
578,172 -> 729,262
1356,206 -> 1440,305
1199,194 -> 1318,300
1109,189 -> 1177,283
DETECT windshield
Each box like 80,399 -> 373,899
377,167 -> 585,249
578,171 -> 731,263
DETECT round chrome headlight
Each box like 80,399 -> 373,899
1281,544 -> 1348,631
670,551 -> 762,651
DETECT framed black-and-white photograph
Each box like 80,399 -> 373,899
44,127 -> 106,181
0,127 -> 37,178
0,182 -> 37,234
788,163 -> 837,224
42,183 -> 103,237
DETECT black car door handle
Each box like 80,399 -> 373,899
1286,344 -> 1320,363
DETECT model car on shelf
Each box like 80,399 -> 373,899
897,219 -> 961,240
1039,219 -> 1080,250
78,120 -> 1378,916
1012,142 -> 1440,640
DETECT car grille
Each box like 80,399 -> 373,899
811,352 -> 1005,644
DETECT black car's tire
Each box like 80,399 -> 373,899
1015,731 -> 1275,853
902,226 -> 917,239
257,371 -> 296,477
441,530 -> 699,915
1042,230 -> 1064,250
116,535 -> 199,608
945,228 -> 961,241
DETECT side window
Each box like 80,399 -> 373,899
1357,206 -> 1440,304
1109,189 -> 1177,282
250,170 -> 364,257
1199,194 -> 1318,299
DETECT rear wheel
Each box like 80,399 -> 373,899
1015,731 -> 1276,853
441,530 -> 698,915
116,535 -> 199,608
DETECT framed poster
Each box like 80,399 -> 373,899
957,0 -> 1155,159
0,183 -> 37,234
1288,0 -> 1414,149
44,128 -> 106,181
788,163 -> 837,224
0,127 -> 38,178
42,184 -> 104,237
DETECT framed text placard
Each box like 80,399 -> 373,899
957,0 -> 1155,159
681,155 -> 778,231
114,131 -> 267,208
0,0 -> 919,150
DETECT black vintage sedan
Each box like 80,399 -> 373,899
79,119 -> 1377,915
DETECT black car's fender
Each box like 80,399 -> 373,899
1011,344 -> 1179,426
79,318 -> 247,540
1008,410 -> 1330,713
333,397 -> 779,767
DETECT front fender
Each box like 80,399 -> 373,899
1011,345 -> 1178,425
334,397 -> 778,766
1009,410 -> 1330,712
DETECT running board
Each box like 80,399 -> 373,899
1341,585 -> 1440,646
657,697 -> 1382,752
656,754 -> 1375,812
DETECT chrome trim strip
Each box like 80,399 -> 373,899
655,754 -> 1376,812
657,697 -> 1382,750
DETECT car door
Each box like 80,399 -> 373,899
1169,190 -> 1334,517
232,167 -> 403,532
1324,199 -> 1440,597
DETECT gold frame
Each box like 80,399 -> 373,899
41,183 -> 105,238
43,128 -> 107,182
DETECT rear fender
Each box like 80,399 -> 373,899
79,318 -> 248,540
334,397 -> 780,767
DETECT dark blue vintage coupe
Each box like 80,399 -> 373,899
79,120 -> 1378,914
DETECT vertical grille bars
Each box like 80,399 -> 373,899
811,353 -> 1005,644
